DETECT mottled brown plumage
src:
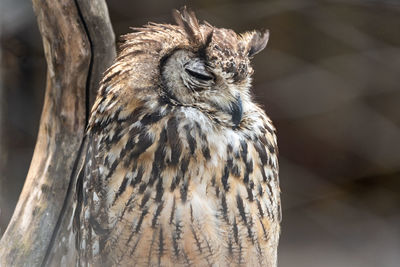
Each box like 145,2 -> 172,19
73,7 -> 281,266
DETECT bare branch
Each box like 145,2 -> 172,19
0,0 -> 115,265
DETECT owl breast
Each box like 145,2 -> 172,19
78,103 -> 280,267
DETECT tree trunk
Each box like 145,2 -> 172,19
0,0 -> 115,266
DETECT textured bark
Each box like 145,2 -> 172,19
76,0 -> 116,108
0,0 -> 115,266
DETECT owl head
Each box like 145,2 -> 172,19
92,7 -> 269,130
162,8 -> 269,128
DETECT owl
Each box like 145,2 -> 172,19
73,7 -> 281,267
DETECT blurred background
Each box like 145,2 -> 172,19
1,0 -> 399,266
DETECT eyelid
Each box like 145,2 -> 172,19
185,68 -> 213,81
184,59 -> 214,81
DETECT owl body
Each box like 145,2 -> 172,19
74,8 -> 280,267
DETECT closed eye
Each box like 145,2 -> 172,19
185,68 -> 213,81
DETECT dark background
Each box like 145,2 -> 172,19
1,0 -> 399,266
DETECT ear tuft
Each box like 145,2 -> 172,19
173,6 -> 202,44
248,29 -> 269,57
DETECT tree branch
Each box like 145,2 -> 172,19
0,0 -> 115,265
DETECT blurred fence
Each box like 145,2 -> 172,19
1,0 -> 399,266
